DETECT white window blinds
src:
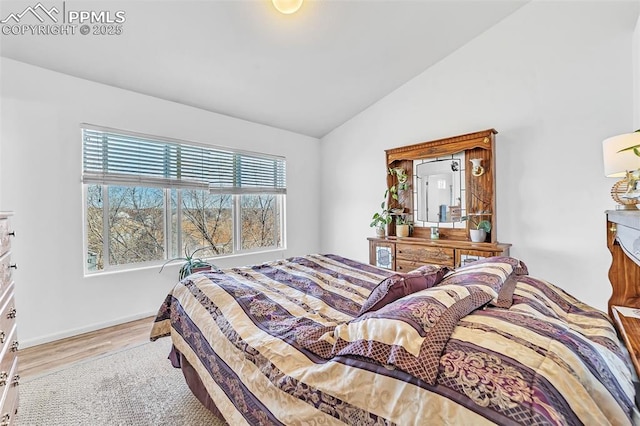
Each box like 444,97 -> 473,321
82,125 -> 286,194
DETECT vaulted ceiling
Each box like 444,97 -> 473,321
0,0 -> 528,137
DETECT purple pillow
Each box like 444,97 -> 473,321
359,265 -> 451,315
437,256 -> 528,308
461,256 -> 529,276
408,264 -> 450,275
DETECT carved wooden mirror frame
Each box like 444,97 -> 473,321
385,129 -> 498,243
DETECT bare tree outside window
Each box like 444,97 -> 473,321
107,186 -> 165,266
169,189 -> 179,259
86,184 -> 104,270
181,190 -> 233,257
86,185 -> 283,273
241,194 -> 279,250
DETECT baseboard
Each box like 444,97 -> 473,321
20,311 -> 156,349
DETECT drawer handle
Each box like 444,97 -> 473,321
12,374 -> 19,386
7,308 -> 15,319
0,413 -> 9,426
0,371 -> 7,387
8,231 -> 14,237
0,331 -> 5,344
8,264 -> 16,270
10,341 -> 18,352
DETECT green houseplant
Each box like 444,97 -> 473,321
395,215 -> 412,237
371,167 -> 410,237
370,203 -> 392,237
389,167 -> 409,191
386,167 -> 410,208
159,246 -> 218,280
469,219 -> 491,243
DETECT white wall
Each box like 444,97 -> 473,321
320,1 -> 639,311
0,58 -> 321,346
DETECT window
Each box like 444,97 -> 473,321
82,125 -> 286,273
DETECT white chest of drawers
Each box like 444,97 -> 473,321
0,213 -> 18,425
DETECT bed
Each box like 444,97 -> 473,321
150,254 -> 638,425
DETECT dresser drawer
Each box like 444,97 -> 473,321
0,220 -> 9,259
0,289 -> 16,357
0,326 -> 17,391
396,259 -> 429,273
0,356 -> 18,426
456,248 -> 509,267
0,255 -> 11,296
0,323 -> 16,376
396,243 -> 455,267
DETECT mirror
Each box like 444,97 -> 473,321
385,128 -> 497,242
415,155 -> 463,224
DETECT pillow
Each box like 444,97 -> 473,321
358,265 -> 450,315
408,264 -> 452,276
324,283 -> 494,385
460,256 -> 529,275
438,256 -> 527,308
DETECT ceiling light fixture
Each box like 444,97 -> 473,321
272,0 -> 303,15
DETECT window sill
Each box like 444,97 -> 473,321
83,247 -> 288,278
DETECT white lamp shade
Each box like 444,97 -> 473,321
602,132 -> 640,178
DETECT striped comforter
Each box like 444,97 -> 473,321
150,254 -> 638,425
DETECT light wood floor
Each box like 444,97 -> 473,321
19,316 -> 155,380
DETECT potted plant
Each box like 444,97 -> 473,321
159,246 -> 219,280
370,203 -> 392,237
389,167 -> 409,191
371,167 -> 410,237
386,167 -> 410,207
395,215 -> 412,237
469,220 -> 491,243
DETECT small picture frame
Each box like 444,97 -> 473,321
430,226 -> 439,240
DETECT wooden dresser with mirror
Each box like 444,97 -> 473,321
368,129 -> 511,270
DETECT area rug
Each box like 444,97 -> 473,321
17,338 -> 226,425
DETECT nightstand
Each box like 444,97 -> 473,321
611,306 -> 640,407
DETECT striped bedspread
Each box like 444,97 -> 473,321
150,254 -> 638,425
